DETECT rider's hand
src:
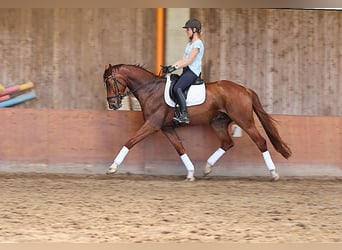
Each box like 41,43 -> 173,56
161,65 -> 176,74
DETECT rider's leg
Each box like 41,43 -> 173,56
172,68 -> 197,124
173,88 -> 190,124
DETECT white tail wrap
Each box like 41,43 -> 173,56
207,148 -> 226,166
262,150 -> 276,171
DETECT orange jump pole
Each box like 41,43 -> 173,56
155,8 -> 165,75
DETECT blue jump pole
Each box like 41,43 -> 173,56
0,91 -> 37,108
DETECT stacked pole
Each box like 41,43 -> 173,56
0,82 -> 37,108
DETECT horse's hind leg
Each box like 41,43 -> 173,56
204,114 -> 234,176
238,120 -> 279,181
162,127 -> 195,181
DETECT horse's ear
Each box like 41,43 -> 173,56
105,64 -> 109,70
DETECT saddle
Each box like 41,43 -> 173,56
169,73 -> 204,102
164,74 -> 206,108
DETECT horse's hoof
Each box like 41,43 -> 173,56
106,166 -> 118,175
270,171 -> 280,181
203,164 -> 212,176
185,176 -> 195,182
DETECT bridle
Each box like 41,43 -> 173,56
104,71 -> 128,109
104,66 -> 156,109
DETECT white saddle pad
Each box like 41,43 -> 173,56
164,75 -> 206,107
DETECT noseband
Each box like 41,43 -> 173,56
104,72 -> 127,107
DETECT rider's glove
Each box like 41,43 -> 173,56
161,65 -> 177,74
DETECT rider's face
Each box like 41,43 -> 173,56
185,27 -> 193,37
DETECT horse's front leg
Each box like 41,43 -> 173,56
107,120 -> 159,174
162,127 -> 195,181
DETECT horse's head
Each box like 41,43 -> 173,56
103,64 -> 127,110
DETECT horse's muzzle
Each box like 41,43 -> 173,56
108,103 -> 122,110
107,96 -> 122,110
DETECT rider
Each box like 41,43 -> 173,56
164,19 -> 204,124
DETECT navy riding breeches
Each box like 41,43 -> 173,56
173,67 -> 198,96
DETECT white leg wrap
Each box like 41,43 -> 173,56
262,151 -> 276,171
112,146 -> 129,167
180,154 -> 194,178
207,148 -> 226,166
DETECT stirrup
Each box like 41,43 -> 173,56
173,113 -> 190,124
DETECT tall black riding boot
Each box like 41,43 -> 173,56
173,88 -> 190,124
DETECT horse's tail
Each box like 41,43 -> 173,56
248,88 -> 292,159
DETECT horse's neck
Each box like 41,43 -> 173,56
123,67 -> 157,91
121,68 -> 166,115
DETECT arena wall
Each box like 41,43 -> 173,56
193,8 -> 342,116
1,9 -> 342,116
0,8 -> 155,110
0,108 -> 341,177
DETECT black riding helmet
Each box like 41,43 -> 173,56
182,19 -> 201,33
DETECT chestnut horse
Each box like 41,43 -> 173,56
103,64 -> 292,181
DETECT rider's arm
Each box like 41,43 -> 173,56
172,48 -> 199,69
